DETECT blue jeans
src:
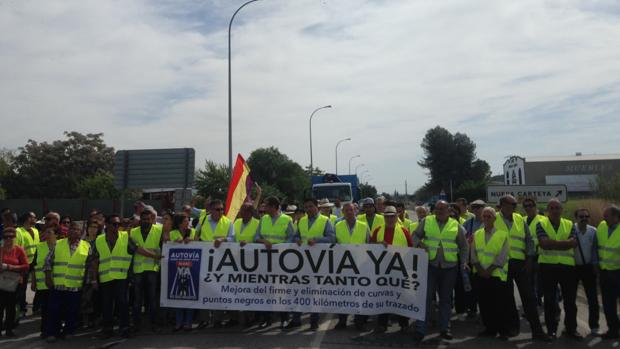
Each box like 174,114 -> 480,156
415,265 -> 458,336
175,309 -> 194,327
46,290 -> 81,337
133,271 -> 159,327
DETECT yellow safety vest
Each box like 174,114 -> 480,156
16,226 -> 40,264
96,232 -> 132,283
409,221 -> 420,233
357,214 -> 385,234
234,218 -> 260,242
298,214 -> 328,243
34,241 -> 52,291
474,227 -> 509,282
130,225 -> 162,273
538,217 -> 575,266
528,214 -> 544,253
169,228 -> 196,241
596,221 -> 620,271
259,214 -> 292,244
423,215 -> 459,262
200,215 -> 232,242
321,213 -> 337,226
375,225 -> 409,247
52,239 -> 91,289
495,213 -> 527,260
335,220 -> 368,244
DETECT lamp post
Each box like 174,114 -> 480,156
335,138 -> 351,175
308,105 -> 332,175
348,155 -> 360,175
228,0 -> 261,173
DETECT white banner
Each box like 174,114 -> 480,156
160,242 -> 428,320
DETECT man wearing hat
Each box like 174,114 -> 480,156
318,199 -> 338,226
370,206 -> 413,333
357,198 -> 385,235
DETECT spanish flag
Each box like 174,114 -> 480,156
225,154 -> 253,221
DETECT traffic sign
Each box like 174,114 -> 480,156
486,185 -> 568,203
114,148 -> 195,190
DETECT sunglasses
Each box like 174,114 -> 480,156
523,204 -> 535,208
578,215 -> 590,219
44,217 -> 53,221
109,222 -> 120,227
471,205 -> 483,209
61,220 -> 70,224
3,235 -> 16,239
212,208 -> 224,212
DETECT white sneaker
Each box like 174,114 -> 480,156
591,328 -> 600,335
457,313 -> 467,321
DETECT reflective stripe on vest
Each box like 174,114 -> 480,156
96,232 -> 132,283
200,215 -> 232,242
495,213 -> 526,260
260,214 -> 292,243
335,220 -> 368,244
234,218 -> 260,242
298,215 -> 328,243
376,225 -> 409,247
34,241 -> 51,291
597,221 -> 620,271
52,239 -> 90,288
130,225 -> 162,273
423,215 -> 459,262
16,226 -> 40,264
538,217 -> 575,266
474,228 -> 509,282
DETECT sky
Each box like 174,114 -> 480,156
1,0 -> 620,194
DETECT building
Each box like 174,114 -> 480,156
503,153 -> 620,193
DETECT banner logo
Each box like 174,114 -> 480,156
167,248 -> 201,300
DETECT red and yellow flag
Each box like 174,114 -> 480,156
225,154 -> 253,221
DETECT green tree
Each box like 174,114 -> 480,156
0,149 -> 15,199
76,170 -> 121,199
359,183 -> 378,199
597,174 -> 620,201
417,126 -> 491,197
247,147 -> 310,203
4,132 -> 114,198
195,160 -> 231,201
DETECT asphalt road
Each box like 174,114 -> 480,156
0,287 -> 616,349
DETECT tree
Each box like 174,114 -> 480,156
417,126 -> 491,199
76,170 -> 121,199
597,174 -> 620,201
0,149 -> 15,200
195,160 -> 231,201
4,132 -> 114,198
359,183 -> 378,199
247,147 -> 310,203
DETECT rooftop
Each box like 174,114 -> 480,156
526,153 -> 620,162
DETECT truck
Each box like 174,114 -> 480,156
311,174 -> 360,203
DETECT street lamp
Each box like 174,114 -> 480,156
308,105 -> 332,175
335,137 -> 351,175
228,0 -> 261,173
354,163 -> 365,175
348,155 -> 360,175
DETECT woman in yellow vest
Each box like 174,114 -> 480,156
15,211 -> 39,319
31,221 -> 60,338
471,207 -> 511,340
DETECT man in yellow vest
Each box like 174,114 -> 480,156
413,200 -> 469,343
254,196 -> 296,329
496,195 -> 550,341
287,198 -> 336,330
597,205 -> 620,340
43,222 -> 94,343
358,197 -> 385,234
30,213 -> 60,339
536,199 -> 581,340
318,198 -> 338,226
371,205 -> 413,333
93,214 -> 135,339
16,211 -> 39,318
196,199 -> 234,328
376,196 -> 386,214
334,202 -> 370,331
522,197 -> 544,305
395,202 -> 413,229
130,210 -> 164,333
234,203 -> 260,246
471,207 -> 511,340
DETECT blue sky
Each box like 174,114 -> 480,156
1,0 -> 619,194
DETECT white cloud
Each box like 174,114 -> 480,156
1,0 -> 619,194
